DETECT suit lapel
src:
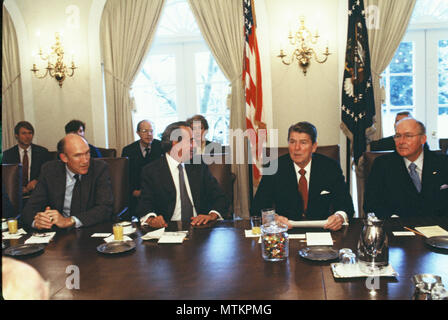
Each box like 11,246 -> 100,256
394,153 -> 420,195
283,157 -> 304,213
308,154 -> 322,207
160,156 -> 176,196
53,162 -> 67,212
12,145 -> 20,163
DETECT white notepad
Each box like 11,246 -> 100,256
306,232 -> 333,246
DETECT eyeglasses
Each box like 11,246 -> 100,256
393,133 -> 422,140
139,129 -> 153,134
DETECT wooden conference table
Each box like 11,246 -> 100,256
3,216 -> 448,300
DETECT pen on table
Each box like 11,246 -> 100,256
403,227 -> 425,237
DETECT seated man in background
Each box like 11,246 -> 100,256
64,119 -> 102,158
2,257 -> 49,300
364,118 -> 448,218
250,121 -> 354,231
121,120 -> 162,216
186,114 -> 223,155
137,121 -> 229,228
2,121 -> 51,196
369,111 -> 411,151
22,133 -> 114,230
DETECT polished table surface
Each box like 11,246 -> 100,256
3,216 -> 448,300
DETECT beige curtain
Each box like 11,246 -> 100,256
356,0 -> 416,217
2,5 -> 24,151
100,0 -> 165,153
366,0 -> 417,141
188,0 -> 249,218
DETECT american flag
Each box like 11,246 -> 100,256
244,0 -> 266,192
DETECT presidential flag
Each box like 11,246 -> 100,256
243,0 -> 266,191
341,0 -> 375,164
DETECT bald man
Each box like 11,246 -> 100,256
364,118 -> 448,218
22,134 -> 114,229
2,257 -> 49,300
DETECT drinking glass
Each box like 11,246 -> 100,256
250,216 -> 262,235
261,208 -> 276,225
113,223 -> 124,241
7,218 -> 18,234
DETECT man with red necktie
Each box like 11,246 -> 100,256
250,122 -> 354,231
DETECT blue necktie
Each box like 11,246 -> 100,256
408,163 -> 421,193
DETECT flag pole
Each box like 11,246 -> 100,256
346,137 -> 351,188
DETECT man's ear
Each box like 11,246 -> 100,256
59,153 -> 68,163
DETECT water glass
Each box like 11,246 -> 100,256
113,223 -> 124,241
339,248 -> 353,261
250,216 -> 262,235
7,218 -> 18,234
261,208 -> 276,225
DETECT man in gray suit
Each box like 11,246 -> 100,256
22,134 -> 114,230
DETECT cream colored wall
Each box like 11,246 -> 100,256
266,0 -> 342,147
6,0 -> 106,150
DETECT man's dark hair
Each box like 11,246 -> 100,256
186,114 -> 209,131
14,121 -> 34,135
287,121 -> 317,144
161,121 -> 190,153
65,120 -> 85,134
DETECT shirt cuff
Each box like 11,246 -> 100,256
334,211 -> 349,225
140,213 -> 158,226
71,216 -> 83,228
208,210 -> 223,221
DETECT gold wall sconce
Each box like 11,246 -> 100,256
277,16 -> 330,76
31,32 -> 77,88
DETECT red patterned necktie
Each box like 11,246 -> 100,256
298,168 -> 308,216
22,149 -> 29,187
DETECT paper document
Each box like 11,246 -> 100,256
290,220 -> 328,228
392,231 -> 415,237
25,232 -> 56,244
414,226 -> 448,238
288,234 -> 306,239
306,232 -> 333,246
91,233 -> 112,238
158,233 -> 187,244
245,230 -> 261,238
104,235 -> 132,243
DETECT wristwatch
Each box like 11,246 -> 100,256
70,216 -> 76,227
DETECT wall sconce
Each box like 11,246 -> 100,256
31,32 -> 77,88
277,16 -> 330,76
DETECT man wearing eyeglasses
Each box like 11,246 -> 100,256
121,120 -> 162,217
364,117 -> 448,218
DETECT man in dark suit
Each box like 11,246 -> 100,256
22,134 -> 114,229
364,118 -> 448,218
121,120 -> 162,216
64,119 -> 102,158
136,121 -> 228,228
2,121 -> 51,196
369,111 -> 411,151
250,122 -> 354,231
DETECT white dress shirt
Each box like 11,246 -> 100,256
403,151 -> 424,182
140,154 -> 222,224
293,159 -> 348,224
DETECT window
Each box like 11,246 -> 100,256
131,0 -> 230,144
380,0 -> 448,150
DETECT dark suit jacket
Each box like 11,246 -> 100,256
121,139 -> 162,192
89,144 -> 102,158
2,144 -> 51,181
364,149 -> 448,218
136,155 -> 229,222
22,159 -> 114,228
250,153 -> 354,221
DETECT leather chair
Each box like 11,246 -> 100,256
355,151 -> 392,218
206,153 -> 235,219
98,148 -> 117,158
439,139 -> 448,154
2,164 -> 23,217
263,145 -> 340,163
94,157 -> 129,220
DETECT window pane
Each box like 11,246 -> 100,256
390,42 -> 413,74
132,54 -> 178,139
390,76 -> 413,106
438,39 -> 448,138
195,51 -> 230,144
